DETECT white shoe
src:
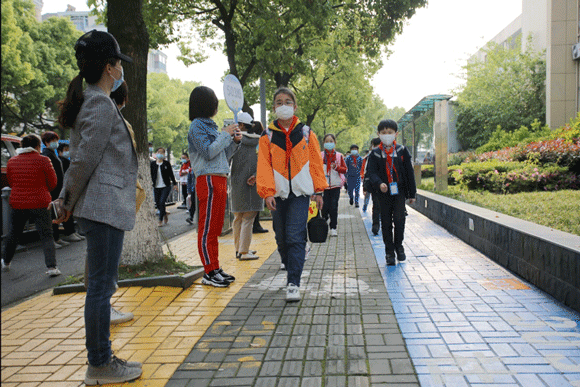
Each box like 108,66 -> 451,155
110,307 -> 134,325
56,239 -> 70,247
280,263 -> 286,270
305,244 -> 311,260
329,229 -> 338,237
239,252 -> 259,260
1,259 -> 10,272
47,267 -> 61,277
286,283 -> 301,302
62,233 -> 84,242
54,241 -> 63,249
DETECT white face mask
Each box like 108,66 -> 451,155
275,105 -> 295,120
380,134 -> 396,146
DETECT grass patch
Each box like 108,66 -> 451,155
419,177 -> 580,236
57,254 -> 201,286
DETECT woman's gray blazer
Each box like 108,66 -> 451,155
60,84 -> 138,231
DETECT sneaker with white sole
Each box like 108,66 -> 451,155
305,244 -> 311,261
329,229 -> 338,237
217,268 -> 235,283
280,263 -> 286,270
110,307 -> 134,325
62,233 -> 84,242
239,252 -> 259,260
1,259 -> 10,272
54,241 -> 63,250
56,239 -> 70,246
286,283 -> 301,302
84,355 -> 143,385
201,269 -> 230,287
47,267 -> 61,277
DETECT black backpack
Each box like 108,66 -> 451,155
307,212 -> 328,243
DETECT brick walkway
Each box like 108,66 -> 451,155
2,191 -> 580,387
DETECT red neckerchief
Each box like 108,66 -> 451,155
351,154 -> 357,167
277,116 -> 298,169
324,150 -> 336,174
379,141 -> 399,183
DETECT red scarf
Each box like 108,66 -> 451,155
379,141 -> 399,183
351,154 -> 358,167
279,116 -> 298,170
324,150 -> 336,174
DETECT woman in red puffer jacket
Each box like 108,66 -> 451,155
1,134 -> 61,276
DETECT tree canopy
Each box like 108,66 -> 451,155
1,0 -> 81,134
454,37 -> 546,150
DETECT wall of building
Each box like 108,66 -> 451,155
546,0 -> 579,128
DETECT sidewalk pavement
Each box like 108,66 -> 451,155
2,192 -> 580,387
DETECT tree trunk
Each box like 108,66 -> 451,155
108,0 -> 163,264
121,154 -> 163,264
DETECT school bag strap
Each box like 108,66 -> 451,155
264,124 -> 311,144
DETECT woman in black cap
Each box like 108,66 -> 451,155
54,30 -> 142,385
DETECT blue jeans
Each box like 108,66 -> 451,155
154,186 -> 172,222
272,193 -> 309,287
347,175 -> 360,204
78,218 -> 125,366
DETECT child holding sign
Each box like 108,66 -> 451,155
188,86 -> 242,287
365,119 -> 416,266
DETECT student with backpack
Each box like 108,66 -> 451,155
361,137 -> 382,235
366,119 -> 416,266
344,144 -> 363,207
320,134 -> 347,237
256,87 -> 327,302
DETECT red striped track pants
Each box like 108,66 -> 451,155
196,175 -> 227,273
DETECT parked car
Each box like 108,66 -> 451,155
1,134 -> 22,189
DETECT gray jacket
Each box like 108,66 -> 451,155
230,133 -> 263,213
61,84 -> 138,231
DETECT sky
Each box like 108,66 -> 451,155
41,0 -> 523,112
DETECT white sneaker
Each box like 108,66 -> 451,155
56,239 -> 70,247
110,307 -> 134,325
239,252 -> 259,260
47,267 -> 61,277
305,244 -> 311,260
1,259 -> 10,272
54,241 -> 63,249
280,263 -> 286,270
286,283 -> 301,302
63,233 -> 84,242
329,229 -> 338,237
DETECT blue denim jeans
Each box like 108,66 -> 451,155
272,193 -> 310,287
154,186 -> 172,222
78,218 -> 125,366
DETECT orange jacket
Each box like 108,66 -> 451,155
257,119 -> 327,199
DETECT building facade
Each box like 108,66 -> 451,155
42,6 -> 168,75
471,0 -> 579,129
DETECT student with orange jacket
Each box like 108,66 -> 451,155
257,87 -> 327,302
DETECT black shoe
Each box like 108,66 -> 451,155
217,268 -> 235,283
201,270 -> 230,287
371,225 -> 379,236
386,253 -> 396,266
355,203 -> 359,208
395,246 -> 406,261
350,198 -> 353,205
253,226 -> 269,234
185,217 -> 193,225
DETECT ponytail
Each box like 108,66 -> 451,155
57,74 -> 84,129
57,57 -> 117,129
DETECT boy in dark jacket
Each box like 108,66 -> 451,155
366,119 -> 416,265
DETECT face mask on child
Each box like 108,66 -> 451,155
350,149 -> 358,156
324,143 -> 335,151
380,134 -> 396,146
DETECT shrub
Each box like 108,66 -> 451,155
512,138 -> 580,173
452,161 -> 579,193
421,165 -> 434,178
448,152 -> 474,166
475,120 -> 550,154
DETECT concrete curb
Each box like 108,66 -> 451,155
52,268 -> 205,295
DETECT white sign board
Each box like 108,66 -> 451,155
223,74 -> 244,122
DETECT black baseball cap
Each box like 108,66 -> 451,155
75,29 -> 133,63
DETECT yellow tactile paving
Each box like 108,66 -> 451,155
1,220 -> 277,387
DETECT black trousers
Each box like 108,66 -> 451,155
181,184 -> 188,205
322,187 -> 341,229
371,192 -> 381,230
378,192 -> 406,254
154,186 -> 172,222
3,208 -> 56,268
